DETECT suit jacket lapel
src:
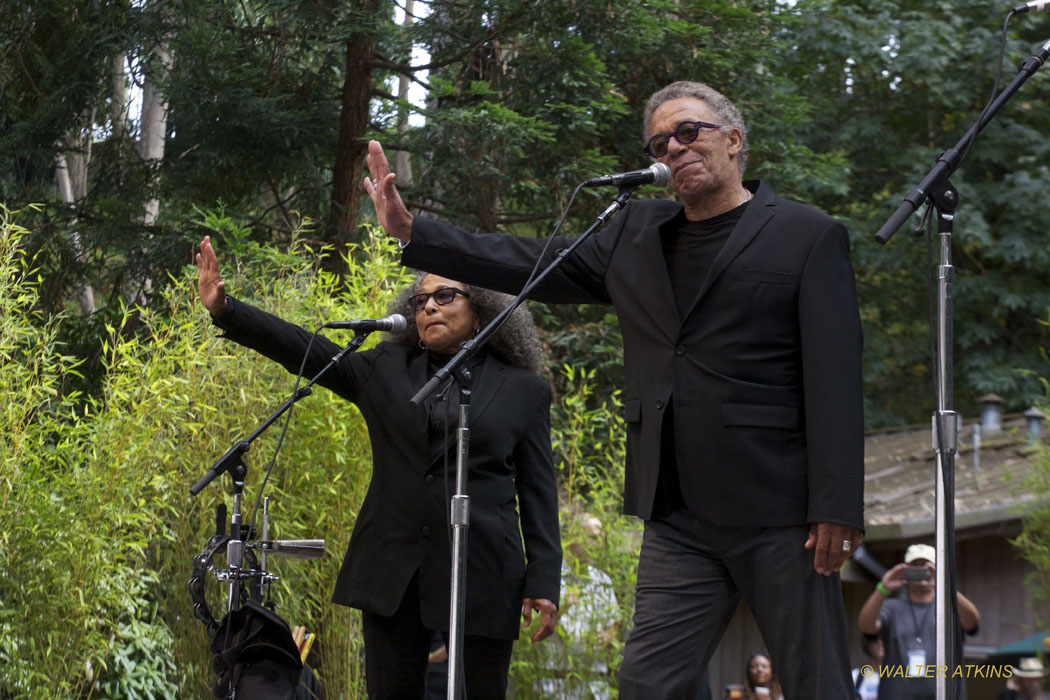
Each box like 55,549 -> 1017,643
427,354 -> 507,467
408,350 -> 430,410
685,183 -> 774,318
624,206 -> 682,343
465,355 -> 505,425
404,351 -> 433,470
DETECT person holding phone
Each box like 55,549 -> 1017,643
857,543 -> 981,699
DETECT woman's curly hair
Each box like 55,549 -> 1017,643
385,272 -> 546,375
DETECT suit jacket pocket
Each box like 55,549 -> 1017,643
721,402 -> 800,430
736,268 -> 794,285
624,399 -> 642,423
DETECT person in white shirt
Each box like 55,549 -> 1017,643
850,635 -> 883,700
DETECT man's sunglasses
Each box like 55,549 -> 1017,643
411,287 -> 470,312
644,120 -> 724,158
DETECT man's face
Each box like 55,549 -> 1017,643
647,97 -> 742,204
1020,676 -> 1044,697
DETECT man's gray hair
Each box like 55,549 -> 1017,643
642,81 -> 749,177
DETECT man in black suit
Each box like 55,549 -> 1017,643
364,80 -> 864,699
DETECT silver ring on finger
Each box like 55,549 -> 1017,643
842,540 -> 852,552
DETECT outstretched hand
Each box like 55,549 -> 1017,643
805,522 -> 863,575
363,140 -> 413,243
195,236 -> 228,317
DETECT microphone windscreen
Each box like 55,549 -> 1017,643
650,162 -> 671,186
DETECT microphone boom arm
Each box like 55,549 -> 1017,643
411,184 -> 637,406
876,35 -> 1050,244
190,329 -> 373,495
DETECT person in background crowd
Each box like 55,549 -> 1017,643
858,543 -> 980,700
851,634 -> 883,700
998,657 -> 1050,700
744,653 -> 783,700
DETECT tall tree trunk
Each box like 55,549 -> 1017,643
394,0 -> 415,186
329,0 -> 381,266
111,53 -> 127,141
138,41 -> 171,227
132,33 -> 172,306
56,108 -> 96,314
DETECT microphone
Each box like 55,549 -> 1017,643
1014,0 -> 1050,11
326,314 -> 407,333
583,162 -> 671,188
255,539 -> 326,560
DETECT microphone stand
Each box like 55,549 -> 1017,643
874,36 -> 1050,700
189,328 -> 371,613
446,364 -> 472,700
413,184 -> 638,700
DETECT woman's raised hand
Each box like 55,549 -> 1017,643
196,236 -> 228,317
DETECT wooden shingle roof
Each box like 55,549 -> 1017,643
863,414 -> 1047,540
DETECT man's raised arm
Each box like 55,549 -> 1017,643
363,140 -> 413,243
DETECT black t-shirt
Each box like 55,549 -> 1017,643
652,200 -> 749,517
661,203 -> 746,316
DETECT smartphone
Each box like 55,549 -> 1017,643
902,565 -> 932,581
724,685 -> 747,699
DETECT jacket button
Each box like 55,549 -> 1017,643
421,526 -> 431,537
656,399 -> 665,409
676,345 -> 686,356
424,474 -> 435,484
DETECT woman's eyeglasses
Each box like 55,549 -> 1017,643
644,120 -> 724,158
411,287 -> 470,313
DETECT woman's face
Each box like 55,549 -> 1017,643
413,274 -> 478,355
748,655 -> 772,685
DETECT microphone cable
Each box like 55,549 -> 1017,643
958,7 -> 1019,165
244,325 -> 328,546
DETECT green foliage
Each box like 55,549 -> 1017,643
1010,382 -> 1050,630
779,0 -> 1050,425
509,365 -> 639,699
0,203 -> 115,698
0,210 -> 402,697
93,569 -> 179,700
7,0 -> 1050,430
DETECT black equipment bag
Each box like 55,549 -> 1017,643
210,599 -> 303,699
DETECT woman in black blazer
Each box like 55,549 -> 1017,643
196,237 -> 561,699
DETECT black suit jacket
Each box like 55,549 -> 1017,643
404,181 -> 864,530
217,299 -> 561,640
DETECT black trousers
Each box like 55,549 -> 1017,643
618,509 -> 853,700
361,574 -> 515,700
